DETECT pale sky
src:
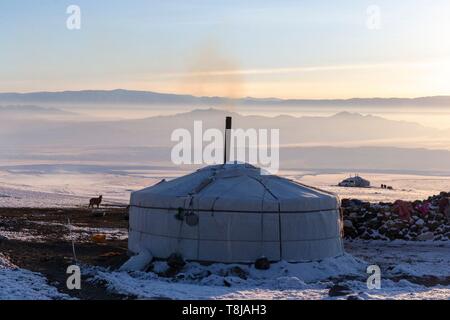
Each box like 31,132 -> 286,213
1,0 -> 450,99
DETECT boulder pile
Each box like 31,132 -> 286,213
341,192 -> 450,241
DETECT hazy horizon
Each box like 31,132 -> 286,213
2,88 -> 450,130
3,87 -> 450,100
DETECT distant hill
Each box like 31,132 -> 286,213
1,89 -> 450,107
1,107 -> 449,174
0,107 -> 443,148
0,105 -> 74,116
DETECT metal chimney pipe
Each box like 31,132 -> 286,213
224,116 -> 232,164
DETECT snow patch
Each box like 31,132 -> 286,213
86,254 -> 366,300
0,253 -> 70,300
85,241 -> 450,300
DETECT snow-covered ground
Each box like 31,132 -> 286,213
298,172 -> 450,203
0,185 -> 87,208
1,166 -> 449,207
0,253 -> 69,300
65,225 -> 128,242
0,220 -> 128,243
0,229 -> 46,242
0,165 -> 184,207
85,241 -> 450,300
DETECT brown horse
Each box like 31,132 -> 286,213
89,195 -> 103,208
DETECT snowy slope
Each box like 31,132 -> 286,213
1,167 -> 449,207
0,253 -> 70,300
86,241 -> 450,300
87,254 -> 365,300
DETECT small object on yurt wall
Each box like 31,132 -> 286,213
185,213 -> 199,226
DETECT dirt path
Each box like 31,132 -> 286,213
0,207 -> 132,299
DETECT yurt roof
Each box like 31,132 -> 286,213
130,163 -> 339,213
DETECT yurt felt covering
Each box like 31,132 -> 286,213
129,163 -> 344,263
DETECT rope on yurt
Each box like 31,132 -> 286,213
132,203 -> 336,214
174,169 -> 219,259
248,175 -> 282,260
259,189 -> 267,258
209,177 -> 244,216
174,197 -> 191,254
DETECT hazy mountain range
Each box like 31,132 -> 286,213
1,106 -> 449,174
0,105 -> 74,116
0,107 -> 445,147
1,89 -> 450,107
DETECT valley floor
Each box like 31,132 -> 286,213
1,166 -> 450,207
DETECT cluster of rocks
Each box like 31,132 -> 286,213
341,192 -> 450,241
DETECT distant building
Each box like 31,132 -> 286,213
338,175 -> 370,188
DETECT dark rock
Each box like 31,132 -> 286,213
415,218 -> 425,226
337,192 -> 449,242
343,220 -> 353,228
350,199 -> 364,206
365,212 -> 377,219
386,228 -> 400,240
255,257 -> 270,270
145,263 -> 155,273
92,210 -> 106,217
417,231 -> 434,241
428,221 -> 440,231
162,267 -> 180,278
167,253 -> 186,270
348,212 -> 359,219
356,227 -> 366,235
344,226 -> 357,238
367,218 -> 381,229
329,284 -> 353,297
347,295 -> 362,300
341,199 -> 352,207
361,232 -> 371,240
229,266 -> 248,280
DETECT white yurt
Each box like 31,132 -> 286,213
128,163 -> 344,263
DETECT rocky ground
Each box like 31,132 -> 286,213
0,207 -> 130,299
342,192 -> 450,241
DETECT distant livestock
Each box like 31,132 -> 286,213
89,195 -> 103,208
